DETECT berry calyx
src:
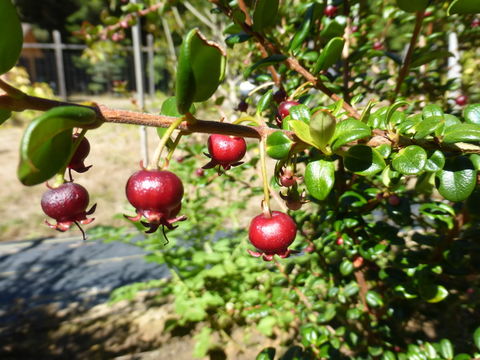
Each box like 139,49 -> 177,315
455,95 -> 468,106
125,169 -> 186,234
248,211 -> 297,261
41,182 -> 96,238
324,5 -> 338,18
68,134 -> 92,174
202,134 -> 247,171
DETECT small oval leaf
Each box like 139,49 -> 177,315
436,156 -> 477,202
309,109 -> 336,151
314,37 -> 345,73
392,145 -> 427,175
305,159 -> 335,201
344,145 -> 386,176
0,0 -> 23,75
266,131 -> 292,160
331,118 -> 371,151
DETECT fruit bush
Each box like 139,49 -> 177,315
2,0 -> 480,358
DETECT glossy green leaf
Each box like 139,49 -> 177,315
257,89 -> 273,114
366,291 -> 384,307
289,120 -> 316,147
0,0 -> 23,75
289,104 -> 310,123
425,150 -> 445,172
160,96 -> 195,117
392,145 -> 427,175
266,131 -> 292,160
448,0 -> 480,15
0,109 -> 12,126
339,260 -> 354,276
439,339 -> 454,360
320,18 -> 346,41
176,29 -> 226,114
344,145 -> 386,176
396,0 -> 428,12
454,354 -> 471,360
18,106 -> 98,186
309,110 -> 336,151
331,118 -> 371,151
436,114 -> 461,136
382,351 -> 396,360
473,326 -> 480,350
225,32 -> 251,47
305,159 -> 335,200
419,284 -> 448,303
443,123 -> 480,143
423,104 -> 444,121
376,144 -> 392,158
414,118 -> 443,139
244,54 -> 287,77
470,154 -> 480,171
411,50 -> 452,68
288,4 -> 318,53
314,37 -> 345,73
436,156 -> 477,202
252,0 -> 279,31
256,347 -> 276,360
464,104 -> 480,125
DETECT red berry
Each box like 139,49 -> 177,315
248,211 -> 297,261
195,168 -> 205,177
472,18 -> 480,28
324,5 -> 338,18
388,195 -> 401,206
455,95 -> 468,106
423,10 -> 433,17
203,134 -> 247,170
351,25 -> 359,33
125,169 -> 186,233
41,182 -> 96,233
336,237 -> 344,245
278,100 -> 300,120
68,134 -> 92,173
373,41 -> 384,50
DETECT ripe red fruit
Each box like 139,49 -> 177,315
336,237 -> 344,245
472,18 -> 480,28
351,25 -> 359,33
388,195 -> 401,206
68,134 -> 92,174
423,10 -> 433,17
203,134 -> 247,171
455,95 -> 468,106
373,41 -> 384,50
278,100 -> 300,120
324,5 -> 338,18
41,182 -> 96,236
248,211 -> 297,261
125,169 -> 186,233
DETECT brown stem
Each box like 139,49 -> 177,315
354,269 -> 370,312
393,11 -> 425,98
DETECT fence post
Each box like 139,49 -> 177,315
147,34 -> 155,97
131,0 -> 149,166
52,30 -> 67,101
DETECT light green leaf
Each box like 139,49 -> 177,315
309,109 -> 336,150
366,291 -> 384,307
425,150 -> 446,172
257,316 -> 277,336
266,131 -> 292,160
419,284 -> 449,303
474,326 -> 480,350
436,156 -> 477,202
464,104 -> 480,125
257,89 -> 273,114
439,339 -> 454,360
289,104 -> 311,123
443,123 -> 480,143
289,120 -> 316,147
0,0 -> 23,75
331,118 -> 371,151
193,327 -> 213,358
305,159 -> 335,200
392,145 -> 427,175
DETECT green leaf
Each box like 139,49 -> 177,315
439,339 -> 454,360
305,159 -> 335,200
320,18 -> 346,41
289,120 -> 316,147
339,260 -> 354,276
176,29 -> 226,114
17,106 -> 99,186
313,37 -> 345,73
448,0 -> 480,15
392,145 -> 427,175
423,104 -> 444,121
160,96 -> 195,117
256,347 -> 276,360
244,54 -> 287,77
253,0 -> 279,31
396,0 -> 428,12
366,291 -> 384,307
376,144 -> 392,158
257,89 -> 273,114
436,156 -> 477,202
419,284 -> 449,303
193,327 -> 213,358
331,118 -> 371,151
0,0 -> 23,75
470,154 -> 480,171
225,32 -> 251,47
344,145 -> 386,176
464,104 -> 480,125
257,316 -> 277,336
289,104 -> 311,123
414,118 -> 443,139
443,123 -> 480,143
266,131 -> 292,159
288,4 -> 319,54
309,110 -> 336,151
473,326 -> 480,350
0,109 -> 12,126
411,50 -> 452,68
425,150 -> 445,172
454,354 -> 473,360
382,351 -> 396,360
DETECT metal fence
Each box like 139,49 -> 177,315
19,30 -> 160,100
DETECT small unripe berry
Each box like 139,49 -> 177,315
373,41 -> 384,50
